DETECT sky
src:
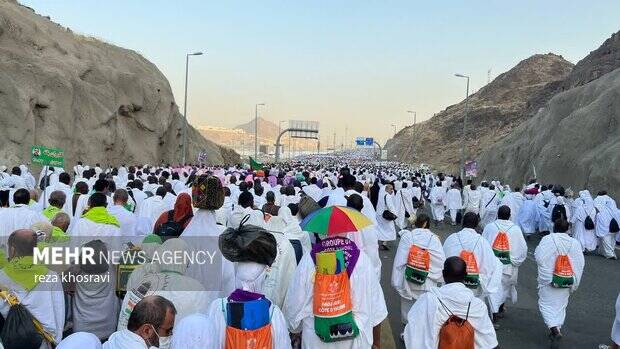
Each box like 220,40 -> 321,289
21,0 -> 620,146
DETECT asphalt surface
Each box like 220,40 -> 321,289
379,211 -> 619,349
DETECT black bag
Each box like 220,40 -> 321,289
38,174 -> 51,190
382,195 -> 397,221
219,215 -> 278,266
289,239 -> 303,265
584,215 -> 595,230
551,204 -> 567,222
610,218 -> 620,233
456,211 -> 463,225
155,211 -> 192,240
0,304 -> 44,349
400,192 -> 410,218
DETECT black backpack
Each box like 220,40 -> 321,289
155,211 -> 192,241
610,218 -> 620,233
551,204 -> 567,222
584,215 -> 595,230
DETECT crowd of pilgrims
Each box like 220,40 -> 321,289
0,160 -> 618,349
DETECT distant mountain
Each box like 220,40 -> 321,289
234,117 -> 282,140
478,30 -> 620,197
385,53 -> 573,172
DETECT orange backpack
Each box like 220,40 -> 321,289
457,234 -> 481,289
437,297 -> 475,349
491,224 -> 512,265
551,236 -> 575,288
405,233 -> 434,285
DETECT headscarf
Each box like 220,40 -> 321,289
578,190 -> 595,213
235,261 -> 269,293
57,332 -> 102,349
153,193 -> 194,232
170,313 -> 212,349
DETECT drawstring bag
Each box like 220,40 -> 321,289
458,235 -> 481,289
405,234 -> 433,285
313,251 -> 359,342
551,236 -> 574,288
223,297 -> 273,349
437,297 -> 474,349
491,224 -> 512,265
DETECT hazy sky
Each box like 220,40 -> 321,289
21,0 -> 620,145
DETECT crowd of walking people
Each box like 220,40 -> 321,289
0,158 -> 618,348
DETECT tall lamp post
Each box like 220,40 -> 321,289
407,110 -> 416,162
391,123 -> 397,136
254,103 -> 265,160
455,73 -> 470,179
181,51 -> 203,165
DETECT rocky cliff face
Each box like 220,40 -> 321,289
0,1 -> 239,168
384,54 -> 573,173
478,31 -> 620,197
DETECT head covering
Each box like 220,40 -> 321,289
192,175 -> 224,210
153,193 -> 194,232
57,332 -> 102,349
140,234 -> 163,261
235,261 -> 269,293
578,190 -> 594,213
219,217 -> 277,266
170,313 -> 212,349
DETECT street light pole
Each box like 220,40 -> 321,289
182,51 -> 203,165
407,110 -> 416,162
455,73 -> 470,179
254,103 -> 265,160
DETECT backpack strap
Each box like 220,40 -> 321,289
465,302 -> 471,321
436,295 -> 454,317
178,213 -> 192,227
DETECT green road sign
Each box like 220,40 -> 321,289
31,145 -> 64,167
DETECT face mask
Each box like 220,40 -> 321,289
148,325 -> 171,349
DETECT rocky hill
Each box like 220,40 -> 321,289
235,117 -> 281,140
0,0 -> 239,168
478,31 -> 620,197
384,53 -> 573,173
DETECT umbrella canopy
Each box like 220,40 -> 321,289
300,206 -> 372,236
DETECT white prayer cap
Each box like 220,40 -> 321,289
235,261 -> 268,293
57,332 -> 102,349
170,313 -> 211,349
0,165 -> 6,172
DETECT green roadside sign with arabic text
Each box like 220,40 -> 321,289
31,145 -> 64,167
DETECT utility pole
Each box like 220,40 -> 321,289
254,103 -> 265,160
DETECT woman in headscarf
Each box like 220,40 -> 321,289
595,193 -> 620,259
152,193 -> 194,237
571,190 -> 597,253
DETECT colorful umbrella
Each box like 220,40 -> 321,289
300,206 -> 372,236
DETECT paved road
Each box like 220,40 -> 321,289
379,214 -> 619,349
